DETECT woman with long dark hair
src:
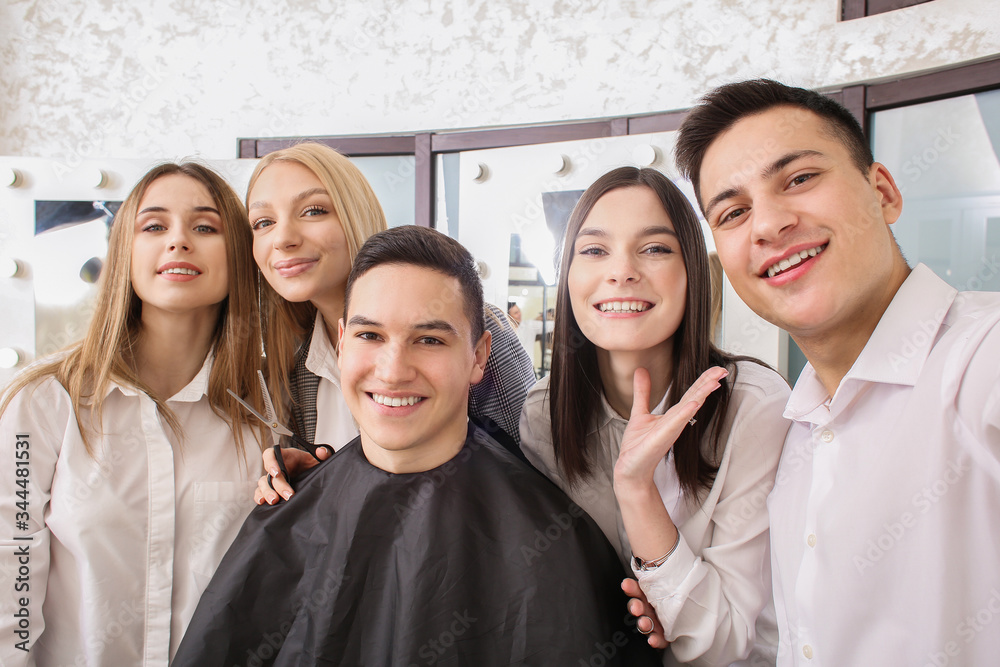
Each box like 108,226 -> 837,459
520,166 -> 790,665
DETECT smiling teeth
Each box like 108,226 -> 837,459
161,268 -> 199,275
599,301 -> 649,313
766,245 -> 827,278
372,393 -> 422,407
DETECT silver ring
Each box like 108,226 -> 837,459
637,616 -> 653,635
688,417 -> 697,426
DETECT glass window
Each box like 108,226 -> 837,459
350,155 -> 416,228
872,88 -> 1000,293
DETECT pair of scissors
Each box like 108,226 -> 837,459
227,370 -> 335,490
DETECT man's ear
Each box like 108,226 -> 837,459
469,329 -> 492,386
336,318 -> 346,370
870,162 -> 903,226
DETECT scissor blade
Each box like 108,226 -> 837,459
226,388 -> 285,434
257,370 -> 278,423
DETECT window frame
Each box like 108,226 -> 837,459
842,0 -> 936,21
238,56 -> 1000,227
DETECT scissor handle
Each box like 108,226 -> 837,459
266,444 -> 290,492
265,438 -> 335,493
288,432 -> 335,462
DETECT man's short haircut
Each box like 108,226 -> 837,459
676,79 -> 874,210
345,225 -> 485,342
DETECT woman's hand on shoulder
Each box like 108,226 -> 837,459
254,446 -> 330,505
614,366 -> 727,491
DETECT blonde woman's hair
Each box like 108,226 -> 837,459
0,163 -> 266,459
245,143 -> 386,424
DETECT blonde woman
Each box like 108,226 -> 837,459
0,163 -> 266,666
246,143 -> 535,500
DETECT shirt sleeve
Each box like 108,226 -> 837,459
634,364 -> 790,666
0,378 -> 68,667
470,303 -> 537,446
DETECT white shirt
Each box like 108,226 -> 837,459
521,361 -> 791,666
0,356 -> 261,666
769,264 -> 1000,666
307,313 -> 361,450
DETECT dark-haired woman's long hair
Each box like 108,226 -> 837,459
548,166 -> 752,498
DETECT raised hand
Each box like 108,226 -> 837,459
614,366 -> 728,489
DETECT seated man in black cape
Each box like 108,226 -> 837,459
173,225 -> 659,666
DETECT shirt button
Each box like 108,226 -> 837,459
807,534 -> 817,547
803,644 -> 814,659
820,429 -> 834,443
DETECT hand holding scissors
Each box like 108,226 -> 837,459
227,371 -> 334,496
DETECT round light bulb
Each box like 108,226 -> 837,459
88,168 -> 109,189
547,154 -> 571,175
472,163 -> 490,183
0,348 -> 20,369
0,257 -> 22,278
1,166 -> 21,188
632,144 -> 661,167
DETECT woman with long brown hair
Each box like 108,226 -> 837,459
520,166 -> 791,665
0,163 -> 266,666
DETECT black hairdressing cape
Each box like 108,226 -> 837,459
172,424 -> 659,666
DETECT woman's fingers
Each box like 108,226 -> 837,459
678,367 -> 729,412
255,447 -> 323,504
254,472 -> 285,505
621,578 -> 669,649
631,366 -> 653,417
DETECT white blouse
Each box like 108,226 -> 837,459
521,361 -> 791,666
0,357 -> 261,666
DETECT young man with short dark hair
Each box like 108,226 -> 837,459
670,78 -> 1000,666
173,225 -> 658,666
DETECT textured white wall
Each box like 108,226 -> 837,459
1,0 -> 998,160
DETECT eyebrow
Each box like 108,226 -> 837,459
576,225 -> 678,239
347,315 -> 460,337
248,187 -> 329,212
137,205 -> 220,216
704,149 -> 826,219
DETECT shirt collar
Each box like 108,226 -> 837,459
785,263 -> 956,420
305,311 -> 342,385
110,351 -> 214,403
593,380 -> 673,434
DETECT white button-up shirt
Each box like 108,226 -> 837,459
769,264 -> 1000,666
0,357 -> 261,666
307,313 -> 360,450
522,361 -> 791,666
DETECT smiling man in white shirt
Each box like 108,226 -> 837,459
667,79 -> 1000,666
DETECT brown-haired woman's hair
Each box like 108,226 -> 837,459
245,143 -> 386,424
0,162 -> 266,459
549,166 -> 749,496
